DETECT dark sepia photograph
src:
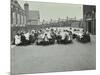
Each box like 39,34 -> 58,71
11,0 -> 96,75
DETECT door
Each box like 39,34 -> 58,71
88,21 -> 92,33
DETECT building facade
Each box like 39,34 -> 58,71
11,0 -> 40,27
11,0 -> 26,27
83,5 -> 96,35
28,11 -> 40,25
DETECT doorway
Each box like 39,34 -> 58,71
88,21 -> 92,33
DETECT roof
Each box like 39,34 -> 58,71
29,10 -> 40,20
71,21 -> 80,27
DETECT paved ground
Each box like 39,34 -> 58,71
11,35 -> 96,75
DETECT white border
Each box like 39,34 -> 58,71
0,0 -> 98,75
24,0 -> 96,5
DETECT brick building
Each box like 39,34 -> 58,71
83,5 -> 96,35
11,0 -> 40,27
28,10 -> 40,25
11,0 -> 26,27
